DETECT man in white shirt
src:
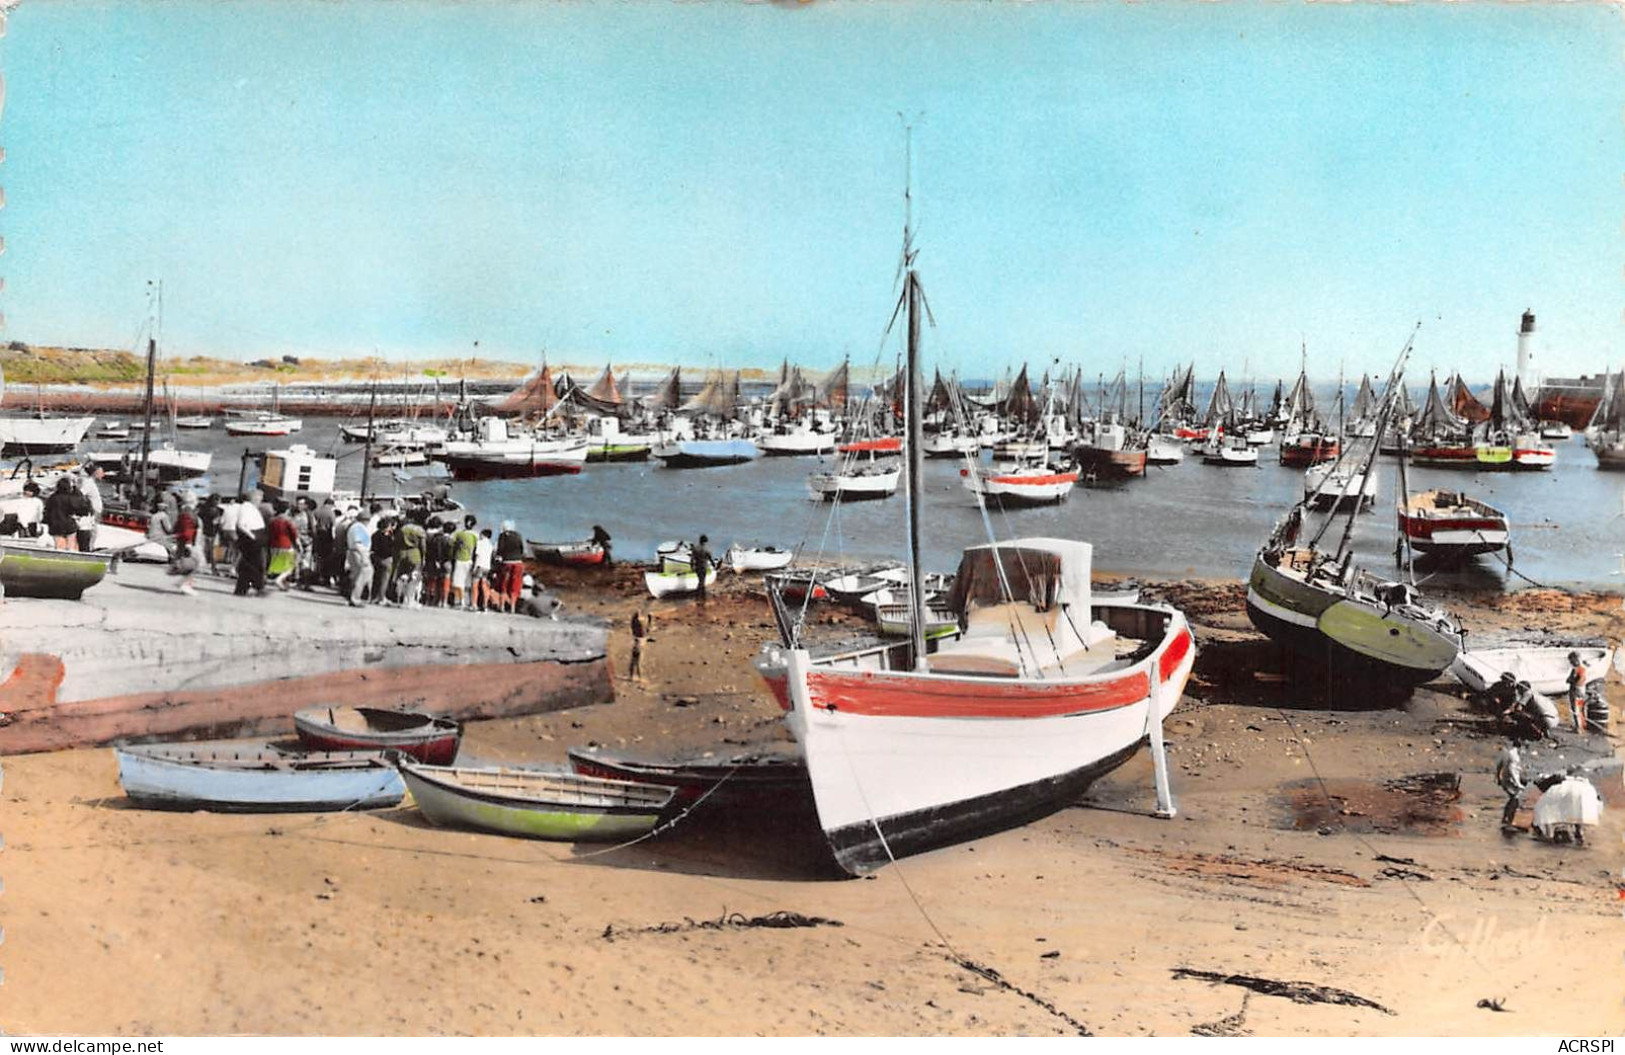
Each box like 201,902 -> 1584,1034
345,508 -> 373,608
233,496 -> 268,596
76,466 -> 105,552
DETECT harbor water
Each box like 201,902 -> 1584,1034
115,419 -> 1625,590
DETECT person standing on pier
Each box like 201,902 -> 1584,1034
691,534 -> 712,604
45,477 -> 90,551
75,465 -> 105,553
312,497 -> 337,587
394,515 -> 425,608
472,528 -> 494,612
495,519 -> 525,614
451,515 -> 479,610
267,501 -> 300,591
370,512 -> 397,604
173,495 -> 201,596
233,495 -> 268,596
345,507 -> 372,607
425,520 -> 454,607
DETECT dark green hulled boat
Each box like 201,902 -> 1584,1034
1246,509 -> 1462,689
0,541 -> 111,599
1245,332 -> 1463,696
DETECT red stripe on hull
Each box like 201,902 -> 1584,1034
805,667 -> 1150,719
1159,627 -> 1192,683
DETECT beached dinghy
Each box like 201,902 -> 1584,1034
293,706 -> 462,765
397,761 -> 674,841
726,543 -> 795,573
528,538 -> 607,567
116,741 -> 405,812
644,564 -> 718,599
567,746 -> 811,804
1450,645 -> 1612,696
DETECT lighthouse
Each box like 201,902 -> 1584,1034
1516,309 -> 1536,390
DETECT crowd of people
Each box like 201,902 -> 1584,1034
130,484 -> 561,617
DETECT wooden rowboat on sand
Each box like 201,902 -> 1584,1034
397,761 -> 675,841
527,538 -> 607,567
566,746 -> 811,804
293,706 -> 462,765
116,741 -> 406,813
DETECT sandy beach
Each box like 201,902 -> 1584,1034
1,565 -> 1618,1037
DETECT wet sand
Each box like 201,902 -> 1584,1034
1,566 -> 1620,1036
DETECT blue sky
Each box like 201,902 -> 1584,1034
1,1 -> 1620,383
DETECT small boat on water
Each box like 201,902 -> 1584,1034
726,543 -> 795,573
96,421 -> 131,440
1540,421 -> 1573,441
397,761 -> 675,841
1450,645 -> 1612,696
566,746 -> 811,804
1397,489 -> 1510,562
225,411 -> 303,437
960,463 -> 1079,504
808,460 -> 901,501
528,538 -> 607,567
651,437 -> 759,468
1144,433 -> 1185,466
1278,431 -> 1339,467
1305,460 -> 1379,511
174,415 -> 214,430
0,539 -> 111,599
293,706 -> 462,765
116,741 -> 406,812
1198,434 -> 1258,467
644,564 -> 718,599
440,419 -> 590,479
370,444 -> 431,468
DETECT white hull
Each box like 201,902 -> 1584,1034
726,545 -> 795,573
758,430 -> 837,455
226,417 -> 303,436
0,414 -> 94,452
922,433 -> 979,458
644,565 -> 719,598
962,467 -> 1078,502
1451,646 -> 1611,696
1305,462 -> 1378,508
808,467 -> 900,500
1145,435 -> 1184,465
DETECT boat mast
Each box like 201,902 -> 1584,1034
360,382 -> 377,500
900,123 -> 929,672
136,282 -> 159,504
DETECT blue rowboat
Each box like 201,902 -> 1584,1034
651,438 -> 759,468
116,740 -> 406,812
398,760 -> 674,841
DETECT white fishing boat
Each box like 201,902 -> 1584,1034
96,421 -> 132,439
225,410 -> 303,436
757,420 -> 838,456
807,460 -> 901,501
921,429 -> 979,458
961,462 -> 1079,504
752,148 -> 1191,875
1145,433 -> 1185,465
1198,434 -> 1258,466
1539,421 -> 1572,441
0,413 -> 95,454
174,415 -> 214,429
439,418 -> 590,479
1304,460 -> 1378,511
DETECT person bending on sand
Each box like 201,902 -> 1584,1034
1565,652 -> 1589,734
592,524 -> 613,568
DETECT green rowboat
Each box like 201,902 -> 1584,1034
0,541 -> 111,600
398,761 -> 674,841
